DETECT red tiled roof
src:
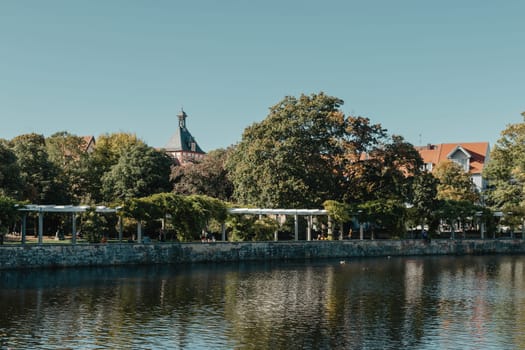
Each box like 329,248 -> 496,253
415,142 -> 490,174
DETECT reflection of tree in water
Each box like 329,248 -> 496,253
1,257 -> 525,349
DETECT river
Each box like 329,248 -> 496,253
1,255 -> 525,349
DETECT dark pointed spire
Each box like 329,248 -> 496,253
178,108 -> 187,129
165,109 -> 205,155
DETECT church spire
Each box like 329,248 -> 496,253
178,108 -> 187,129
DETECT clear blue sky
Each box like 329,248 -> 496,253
1,1 -> 524,151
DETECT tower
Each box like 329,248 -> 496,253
164,109 -> 205,165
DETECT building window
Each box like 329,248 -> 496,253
421,163 -> 433,172
453,158 -> 469,172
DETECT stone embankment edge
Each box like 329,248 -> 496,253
1,239 -> 524,270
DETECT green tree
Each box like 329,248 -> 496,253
226,92 -> 346,208
484,113 -> 525,210
434,160 -> 479,202
122,193 -> 229,241
172,194 -> 228,241
333,119 -> 421,204
323,200 -> 353,238
102,143 -> 173,201
0,195 -> 19,242
367,135 -> 423,201
10,133 -> 68,204
437,199 -> 478,238
358,199 -> 406,238
226,215 -> 279,242
171,148 -> 234,201
80,207 -> 115,243
332,115 -> 387,202
46,131 -> 92,203
0,140 -> 23,199
408,172 -> 439,232
84,132 -> 145,202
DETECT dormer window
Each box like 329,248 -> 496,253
453,158 -> 469,172
447,145 -> 471,173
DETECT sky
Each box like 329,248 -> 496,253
1,1 -> 524,151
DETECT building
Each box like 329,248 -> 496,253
82,136 -> 96,153
164,109 -> 206,165
415,142 -> 490,192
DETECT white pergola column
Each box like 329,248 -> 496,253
72,213 -> 77,245
307,215 -> 312,241
38,211 -> 44,244
294,214 -> 299,241
137,221 -> 142,243
21,214 -> 27,245
119,216 -> 123,242
328,216 -> 333,240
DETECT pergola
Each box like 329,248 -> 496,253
18,205 -> 120,244
16,206 -> 331,244
227,208 -> 329,241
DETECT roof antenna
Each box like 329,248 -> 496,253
419,133 -> 422,145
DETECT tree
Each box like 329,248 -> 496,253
333,115 -> 388,202
0,195 -> 19,242
358,199 -> 406,238
171,148 -> 234,201
434,160 -> 479,203
367,135 -> 423,201
80,207 -> 117,243
226,92 -> 346,208
121,193 -> 229,241
408,172 -> 439,232
484,113 -> 525,210
437,199 -> 479,238
84,132 -> 145,203
323,200 -> 353,239
46,131 -> 92,203
9,133 -> 68,204
101,143 -> 173,202
0,140 -> 23,199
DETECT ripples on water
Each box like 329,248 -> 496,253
1,256 -> 525,349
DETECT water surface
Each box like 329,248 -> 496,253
1,255 -> 525,349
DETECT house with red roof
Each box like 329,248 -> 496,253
415,142 -> 490,192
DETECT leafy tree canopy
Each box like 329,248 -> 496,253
227,92 -> 347,208
9,133 -> 68,204
227,92 -> 422,208
46,131 -> 92,204
484,112 -> 525,209
434,160 -> 479,202
102,143 -> 173,202
0,140 -> 23,199
171,148 -> 234,201
0,195 -> 19,234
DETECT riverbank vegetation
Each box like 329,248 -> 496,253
0,94 -> 523,241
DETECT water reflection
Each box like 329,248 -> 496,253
1,256 -> 525,349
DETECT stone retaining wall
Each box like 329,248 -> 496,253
1,239 -> 525,270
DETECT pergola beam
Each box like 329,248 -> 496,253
18,205 -> 120,244
228,208 -> 328,241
